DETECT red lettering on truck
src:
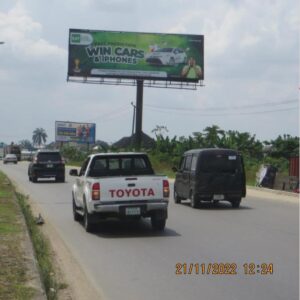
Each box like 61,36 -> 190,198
108,188 -> 155,198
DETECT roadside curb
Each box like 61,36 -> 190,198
246,185 -> 299,198
18,196 -> 47,300
11,185 -> 47,299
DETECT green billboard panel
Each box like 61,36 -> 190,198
68,29 -> 204,82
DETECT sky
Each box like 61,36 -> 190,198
0,0 -> 299,145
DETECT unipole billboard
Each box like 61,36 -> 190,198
55,121 -> 96,144
68,29 -> 204,82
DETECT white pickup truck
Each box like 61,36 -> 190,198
69,152 -> 169,232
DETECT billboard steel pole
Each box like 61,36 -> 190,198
135,80 -> 144,150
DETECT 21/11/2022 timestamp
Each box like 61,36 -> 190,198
175,263 -> 274,275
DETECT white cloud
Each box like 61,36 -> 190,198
0,2 -> 66,61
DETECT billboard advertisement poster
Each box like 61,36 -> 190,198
55,121 -> 96,144
68,29 -> 204,82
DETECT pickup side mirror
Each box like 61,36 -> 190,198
69,169 -> 79,176
172,166 -> 178,172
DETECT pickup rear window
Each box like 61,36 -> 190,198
88,156 -> 154,177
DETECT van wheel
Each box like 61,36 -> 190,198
174,186 -> 182,204
231,198 -> 241,208
190,192 -> 199,208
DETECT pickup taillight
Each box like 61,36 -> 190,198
92,183 -> 100,200
163,180 -> 170,198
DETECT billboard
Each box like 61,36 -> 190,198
55,121 -> 96,144
68,29 -> 204,82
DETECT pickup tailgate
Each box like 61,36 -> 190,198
97,176 -> 165,203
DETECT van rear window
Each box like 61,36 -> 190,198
199,153 -> 240,173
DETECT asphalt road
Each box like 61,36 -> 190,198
0,161 -> 299,300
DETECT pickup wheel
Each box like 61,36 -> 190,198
83,203 -> 95,233
72,196 -> 82,222
151,215 -> 166,231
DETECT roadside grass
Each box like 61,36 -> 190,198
0,171 -> 67,300
0,172 -> 36,300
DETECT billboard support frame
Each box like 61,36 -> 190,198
67,76 -> 204,90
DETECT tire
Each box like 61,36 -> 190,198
56,176 -> 65,183
190,192 -> 199,208
28,176 -> 32,182
169,57 -> 175,66
32,176 -> 37,183
231,198 -> 241,208
174,186 -> 182,204
151,215 -> 166,231
72,196 -> 82,222
83,202 -> 94,233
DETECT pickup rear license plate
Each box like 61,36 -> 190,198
125,207 -> 141,216
213,194 -> 224,200
46,164 -> 53,168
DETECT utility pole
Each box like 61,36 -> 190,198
131,101 -> 136,136
135,80 -> 144,150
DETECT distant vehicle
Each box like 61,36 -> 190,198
69,152 -> 169,232
3,154 -> 18,164
145,48 -> 187,66
173,149 -> 246,208
28,150 -> 65,183
3,144 -> 21,161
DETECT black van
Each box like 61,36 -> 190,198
173,149 -> 246,208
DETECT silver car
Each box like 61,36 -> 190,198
3,154 -> 18,164
145,48 -> 187,66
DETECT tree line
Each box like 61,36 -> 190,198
150,125 -> 299,182
5,125 -> 298,184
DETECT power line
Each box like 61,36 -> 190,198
146,106 -> 299,116
86,104 -> 130,122
145,99 -> 298,112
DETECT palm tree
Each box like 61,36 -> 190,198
32,128 -> 47,148
203,125 -> 225,147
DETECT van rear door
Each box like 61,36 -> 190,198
196,152 -> 245,195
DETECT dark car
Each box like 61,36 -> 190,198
173,148 -> 246,208
28,150 -> 65,183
